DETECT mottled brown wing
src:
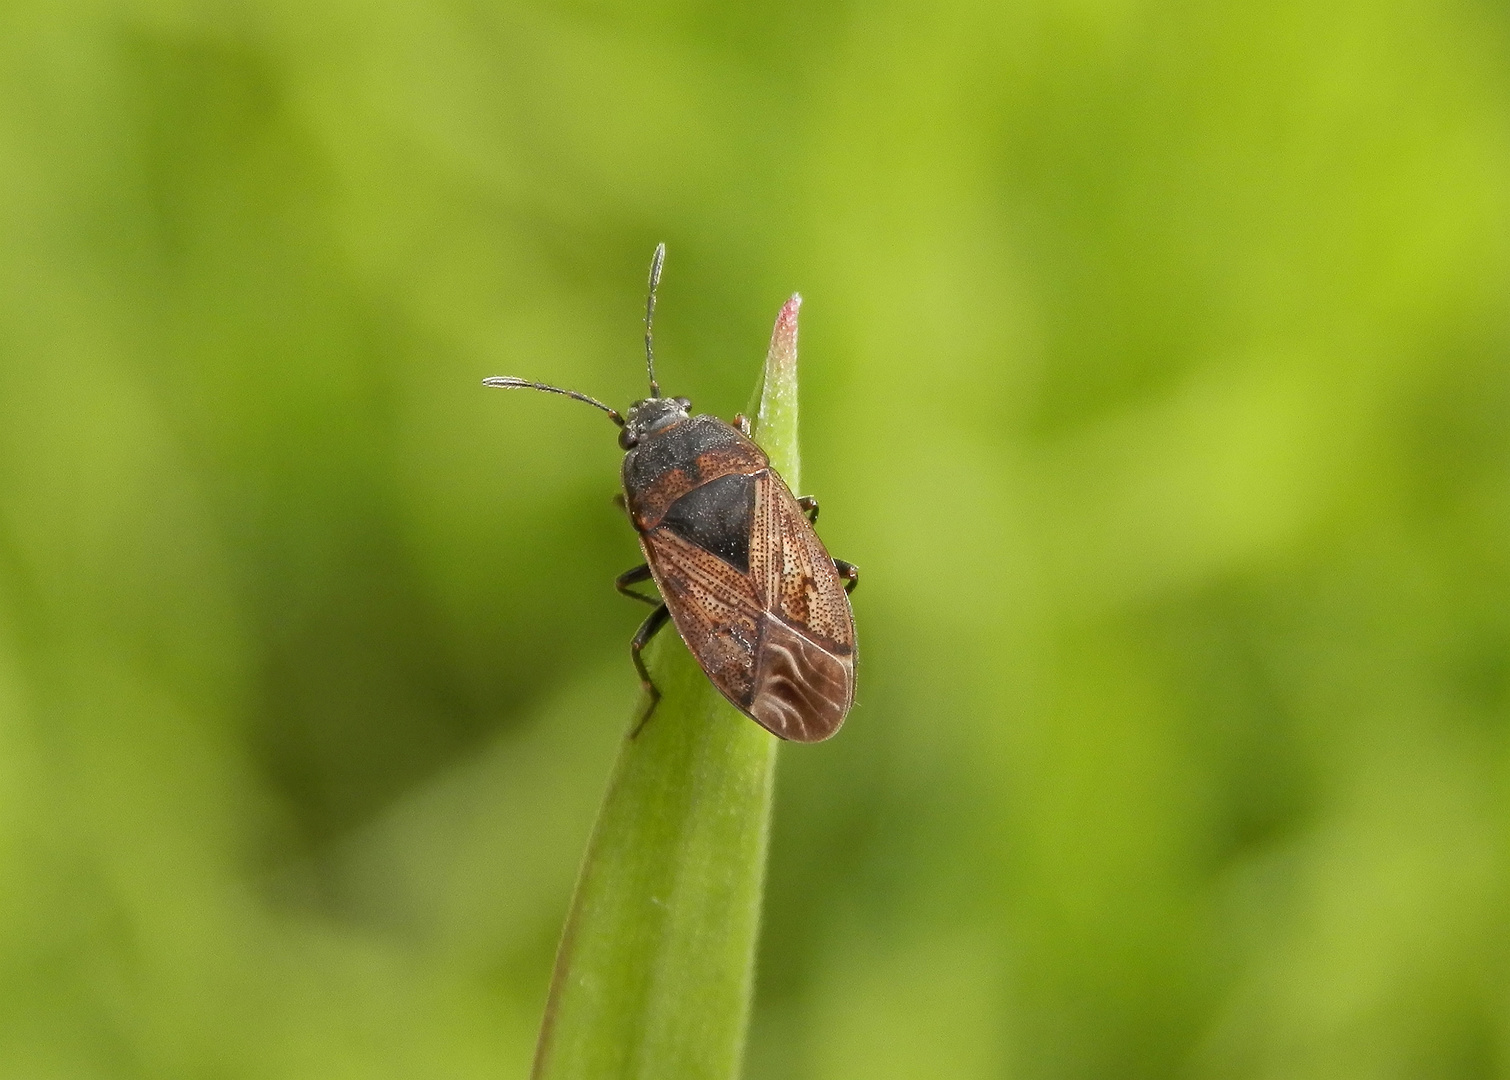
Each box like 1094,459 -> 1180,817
641,527 -> 763,710
745,471 -> 856,742
759,473 -> 855,652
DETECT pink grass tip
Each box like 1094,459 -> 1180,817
766,293 -> 801,376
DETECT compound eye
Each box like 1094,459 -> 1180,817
618,429 -> 638,450
676,397 -> 691,408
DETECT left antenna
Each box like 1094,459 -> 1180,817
482,377 -> 625,427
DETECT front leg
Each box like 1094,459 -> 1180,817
834,559 -> 858,594
616,563 -> 660,607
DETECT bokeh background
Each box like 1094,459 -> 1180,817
3,0 -> 1510,1077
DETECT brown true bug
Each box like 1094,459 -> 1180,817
485,244 -> 857,741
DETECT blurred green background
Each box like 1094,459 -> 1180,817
2,0 -> 1509,1076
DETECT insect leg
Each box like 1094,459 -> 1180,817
629,603 -> 671,737
612,492 -> 629,517
797,496 -> 819,524
615,564 -> 660,607
833,559 -> 859,594
733,413 -> 752,436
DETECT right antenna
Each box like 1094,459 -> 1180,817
644,243 -> 666,398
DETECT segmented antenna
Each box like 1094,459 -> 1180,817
644,243 -> 666,398
482,377 -> 625,426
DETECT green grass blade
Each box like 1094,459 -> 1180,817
531,295 -> 805,1080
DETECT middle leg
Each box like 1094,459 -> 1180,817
629,603 -> 671,737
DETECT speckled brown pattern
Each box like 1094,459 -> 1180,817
637,424 -> 855,742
